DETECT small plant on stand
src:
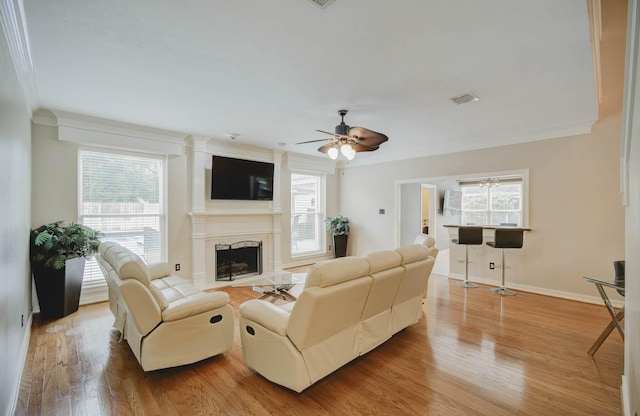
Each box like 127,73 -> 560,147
325,215 -> 349,257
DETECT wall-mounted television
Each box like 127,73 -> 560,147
210,155 -> 274,201
443,189 -> 462,216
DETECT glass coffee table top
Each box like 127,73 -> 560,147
231,271 -> 307,302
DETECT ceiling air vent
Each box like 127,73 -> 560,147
450,92 -> 479,105
306,0 -> 336,10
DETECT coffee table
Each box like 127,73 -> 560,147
231,271 -> 306,302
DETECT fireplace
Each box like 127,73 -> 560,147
215,240 -> 263,281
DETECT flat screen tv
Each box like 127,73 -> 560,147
443,189 -> 462,216
211,155 -> 274,201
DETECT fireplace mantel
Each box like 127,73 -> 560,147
189,209 -> 283,217
187,139 -> 284,289
188,210 -> 283,289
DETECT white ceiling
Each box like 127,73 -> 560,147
23,0 -> 598,164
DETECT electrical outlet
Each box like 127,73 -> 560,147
175,264 -> 180,271
489,262 -> 495,270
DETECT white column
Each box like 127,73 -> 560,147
190,135 -> 210,213
272,150 -> 283,212
189,213 -> 207,287
188,136 -> 210,286
272,150 -> 283,270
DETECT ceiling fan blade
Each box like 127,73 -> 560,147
348,126 -> 389,146
317,143 -> 336,153
315,129 -> 353,141
350,138 -> 378,148
315,129 -> 337,136
295,138 -> 333,145
352,143 -> 379,152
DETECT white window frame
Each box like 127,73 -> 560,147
459,176 -> 524,227
290,171 -> 326,258
78,147 -> 168,286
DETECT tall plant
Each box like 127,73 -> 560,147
325,215 -> 350,236
30,221 -> 102,270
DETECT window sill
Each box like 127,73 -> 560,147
80,279 -> 108,305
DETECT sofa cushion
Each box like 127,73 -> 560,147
147,262 -> 172,280
364,250 -> 402,274
304,257 -> 370,288
99,242 -> 151,286
413,233 -> 435,248
395,244 -> 430,265
151,276 -> 230,321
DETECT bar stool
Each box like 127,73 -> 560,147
487,228 -> 524,296
452,226 -> 483,288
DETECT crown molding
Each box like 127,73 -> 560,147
341,120 -> 595,168
41,109 -> 189,156
0,0 -> 38,113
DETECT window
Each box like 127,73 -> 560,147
460,178 -> 523,226
78,149 -> 167,282
291,172 -> 324,256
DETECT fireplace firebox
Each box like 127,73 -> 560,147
215,240 -> 262,281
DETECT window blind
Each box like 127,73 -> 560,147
291,173 -> 324,256
78,149 -> 167,282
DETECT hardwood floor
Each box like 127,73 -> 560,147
15,274 -> 623,415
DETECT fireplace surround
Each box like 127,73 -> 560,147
215,240 -> 263,280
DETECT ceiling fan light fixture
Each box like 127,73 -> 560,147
327,147 -> 339,160
340,143 -> 356,160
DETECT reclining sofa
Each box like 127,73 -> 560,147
96,242 -> 234,371
239,242 -> 436,392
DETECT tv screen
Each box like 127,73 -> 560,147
211,155 -> 274,201
443,189 -> 462,216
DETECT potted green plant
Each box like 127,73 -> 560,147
30,221 -> 102,319
325,215 -> 349,258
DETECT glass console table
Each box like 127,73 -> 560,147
583,276 -> 625,356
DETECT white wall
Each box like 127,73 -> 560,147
0,22 -> 33,416
30,123 -> 339,288
30,123 -> 195,280
622,1 -> 639,413
338,113 -> 625,300
399,183 -> 421,246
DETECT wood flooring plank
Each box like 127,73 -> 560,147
15,274 -> 624,415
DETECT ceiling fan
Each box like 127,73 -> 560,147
296,110 -> 389,160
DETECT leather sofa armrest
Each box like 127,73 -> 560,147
120,279 -> 162,336
147,262 -> 172,280
239,299 -> 290,336
161,291 -> 230,322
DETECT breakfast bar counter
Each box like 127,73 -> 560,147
443,225 -> 532,289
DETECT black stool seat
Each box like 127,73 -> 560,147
486,228 -> 523,249
487,228 -> 524,296
452,226 -> 483,288
452,226 -> 483,246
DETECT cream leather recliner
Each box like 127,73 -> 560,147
414,233 -> 439,297
414,233 -> 439,259
96,242 -> 234,371
239,243 -> 435,392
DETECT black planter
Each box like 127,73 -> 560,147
333,234 -> 348,258
32,257 -> 86,319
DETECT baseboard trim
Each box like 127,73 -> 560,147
621,375 -> 632,416
447,273 -> 624,308
8,312 -> 32,416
